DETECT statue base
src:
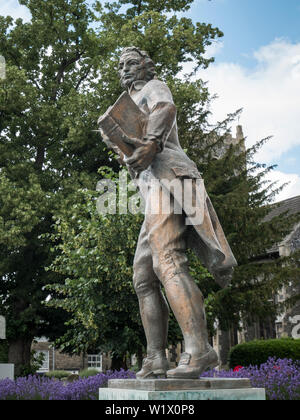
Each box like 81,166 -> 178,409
0,364 -> 14,380
99,378 -> 266,400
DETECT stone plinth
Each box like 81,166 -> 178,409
99,378 -> 266,401
0,364 -> 14,380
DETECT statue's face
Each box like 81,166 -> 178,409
118,52 -> 145,89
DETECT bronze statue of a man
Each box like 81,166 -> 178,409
103,47 -> 237,379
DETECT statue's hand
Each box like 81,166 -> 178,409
124,137 -> 158,173
116,150 -> 126,166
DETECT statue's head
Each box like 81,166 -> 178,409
118,46 -> 156,89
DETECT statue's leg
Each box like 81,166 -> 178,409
133,222 -> 169,378
145,186 -> 218,378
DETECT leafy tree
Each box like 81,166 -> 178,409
0,0 -> 114,375
47,169 -> 146,369
3,0 -> 297,372
0,0 -> 223,373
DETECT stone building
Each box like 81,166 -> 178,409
32,338 -> 181,373
213,194 -> 300,367
265,196 -> 300,340
31,338 -> 111,374
210,125 -> 246,160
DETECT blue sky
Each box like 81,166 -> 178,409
185,0 -> 300,201
1,0 -> 300,200
188,0 -> 300,66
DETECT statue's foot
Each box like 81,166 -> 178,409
136,352 -> 169,380
167,347 -> 218,379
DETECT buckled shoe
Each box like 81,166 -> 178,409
167,347 -> 218,379
136,351 -> 169,380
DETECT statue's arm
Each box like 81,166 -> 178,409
122,81 -> 177,173
145,80 -> 177,152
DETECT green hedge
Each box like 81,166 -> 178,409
229,338 -> 300,368
45,370 -> 70,380
79,369 -> 100,378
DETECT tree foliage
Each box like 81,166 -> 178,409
0,0 -> 223,372
1,0 -> 299,371
0,0 -> 108,374
47,169 -> 145,360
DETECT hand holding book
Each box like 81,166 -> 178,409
98,91 -> 160,173
123,137 -> 158,173
97,91 -> 147,158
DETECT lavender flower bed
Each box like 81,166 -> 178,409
1,358 -> 299,400
202,357 -> 300,400
0,369 -> 135,400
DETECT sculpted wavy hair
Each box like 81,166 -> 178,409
119,46 -> 157,85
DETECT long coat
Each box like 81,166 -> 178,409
128,78 -> 237,280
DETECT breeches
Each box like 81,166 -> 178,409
133,185 -> 189,297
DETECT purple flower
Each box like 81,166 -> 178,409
0,369 -> 135,400
202,357 -> 300,400
2,359 -> 299,400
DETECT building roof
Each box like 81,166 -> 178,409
264,195 -> 300,223
264,195 -> 300,255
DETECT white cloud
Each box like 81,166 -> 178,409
267,171 -> 300,203
0,0 -> 31,22
188,39 -> 300,201
203,40 -> 224,60
196,39 -> 300,165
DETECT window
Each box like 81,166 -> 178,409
36,350 -> 50,373
88,354 -> 102,371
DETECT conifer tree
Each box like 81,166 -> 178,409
188,120 -> 300,337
